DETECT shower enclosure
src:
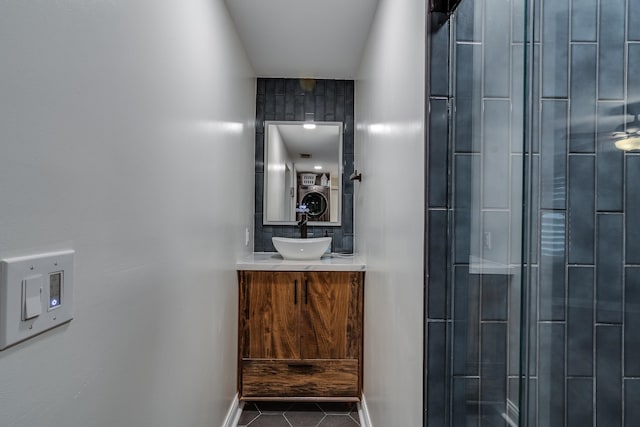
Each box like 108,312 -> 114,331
425,0 -> 639,425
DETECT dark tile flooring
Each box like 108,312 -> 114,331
237,401 -> 361,427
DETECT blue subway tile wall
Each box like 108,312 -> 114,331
426,321 -> 450,426
253,78 -> 354,253
567,378 -> 594,425
625,379 -> 640,426
624,267 -> 640,377
539,211 -> 566,321
453,266 -> 480,376
428,209 -> 450,320
630,0 -> 640,41
628,44 -> 640,99
454,43 -> 482,153
570,43 -> 597,153
426,13 -> 453,427
453,154 -> 479,264
455,0 -> 482,43
430,14 -> 451,98
541,0 -> 570,98
596,325 -> 623,427
596,214 -> 624,324
509,154 -> 524,264
482,210 -> 510,265
480,274 -> 508,321
426,0 -> 640,425
567,266 -> 594,377
598,0 -> 626,101
527,267 -> 539,377
530,45 -> 541,154
483,0 -> 511,98
527,379 -> 538,426
511,45 -> 525,153
626,156 -> 640,264
537,323 -> 565,426
511,0 -> 525,43
568,155 -> 595,264
452,377 -> 480,426
479,323 -> 508,424
571,0 -> 597,42
596,102 -> 625,212
482,100 -> 511,209
540,100 -> 568,209
428,99 -> 449,208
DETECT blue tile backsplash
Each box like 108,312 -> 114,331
253,78 -> 354,253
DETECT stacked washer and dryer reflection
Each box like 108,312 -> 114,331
297,173 -> 330,222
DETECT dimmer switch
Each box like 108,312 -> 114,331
48,272 -> 62,309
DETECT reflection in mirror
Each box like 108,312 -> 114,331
264,121 -> 343,225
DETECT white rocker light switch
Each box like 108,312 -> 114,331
22,275 -> 43,320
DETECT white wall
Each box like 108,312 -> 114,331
355,0 -> 425,425
0,1 -> 255,426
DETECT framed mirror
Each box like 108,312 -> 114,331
263,121 -> 343,226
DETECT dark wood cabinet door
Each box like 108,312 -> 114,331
300,272 -> 363,360
240,271 -> 301,359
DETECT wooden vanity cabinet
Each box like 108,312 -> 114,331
237,270 -> 364,401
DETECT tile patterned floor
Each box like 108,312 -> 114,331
237,401 -> 361,427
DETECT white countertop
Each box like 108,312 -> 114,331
237,252 -> 366,271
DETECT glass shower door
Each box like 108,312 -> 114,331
427,0 -> 529,425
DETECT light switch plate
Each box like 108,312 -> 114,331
0,250 -> 74,350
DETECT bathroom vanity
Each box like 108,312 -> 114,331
236,254 -> 365,402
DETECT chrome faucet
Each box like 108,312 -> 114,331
298,213 -> 308,238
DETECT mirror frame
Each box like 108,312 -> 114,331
262,120 -> 343,226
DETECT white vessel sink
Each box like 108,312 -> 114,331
272,237 -> 331,261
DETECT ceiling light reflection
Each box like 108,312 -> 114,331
614,136 -> 640,151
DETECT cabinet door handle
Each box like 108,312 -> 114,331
288,363 -> 313,369
294,280 -> 298,305
305,280 -> 308,304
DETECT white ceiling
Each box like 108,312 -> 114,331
224,0 -> 380,79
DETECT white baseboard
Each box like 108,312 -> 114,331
358,394 -> 373,427
221,393 -> 243,427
